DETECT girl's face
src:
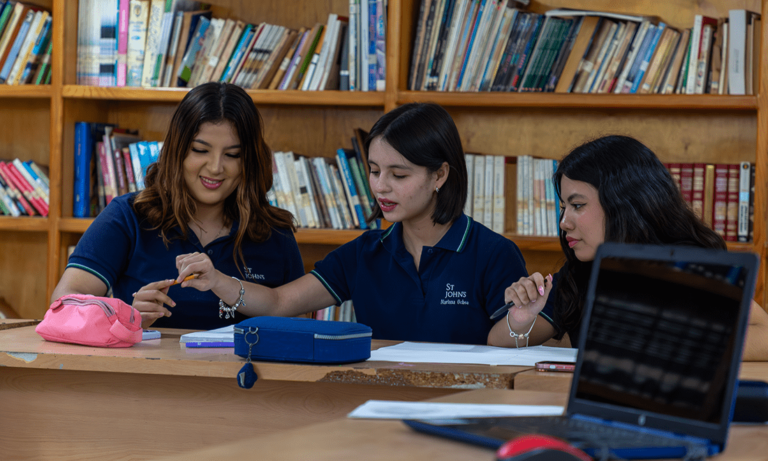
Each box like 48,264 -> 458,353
559,175 -> 606,262
368,137 -> 447,226
183,121 -> 243,213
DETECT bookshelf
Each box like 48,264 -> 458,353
0,0 -> 765,321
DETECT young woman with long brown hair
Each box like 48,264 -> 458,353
52,82 -> 304,329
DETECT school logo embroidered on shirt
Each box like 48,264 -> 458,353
441,283 -> 468,305
243,266 -> 266,281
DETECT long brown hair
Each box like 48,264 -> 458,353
133,82 -> 295,271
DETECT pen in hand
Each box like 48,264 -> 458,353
490,277 -> 549,320
171,274 -> 198,286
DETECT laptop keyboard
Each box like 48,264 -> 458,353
491,416 -> 686,448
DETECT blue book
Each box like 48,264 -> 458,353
74,122 -> 93,218
456,0 -> 487,89
336,148 -> 367,229
176,16 -> 210,87
221,24 -> 253,83
21,161 -> 48,197
136,141 -> 153,182
622,24 -> 656,93
128,143 -> 144,189
0,10 -> 34,83
25,160 -> 49,188
367,0 -> 377,90
629,22 -> 665,94
184,341 -> 234,348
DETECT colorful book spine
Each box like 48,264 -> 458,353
116,0 -> 130,86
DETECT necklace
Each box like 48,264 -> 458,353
191,221 -> 228,243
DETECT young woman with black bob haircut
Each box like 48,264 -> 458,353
179,102 -> 529,344
52,82 -> 305,330
488,135 -> 768,360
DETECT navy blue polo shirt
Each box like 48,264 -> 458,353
311,214 -> 528,344
67,193 -> 304,330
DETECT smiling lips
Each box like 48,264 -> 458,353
378,198 -> 396,212
200,176 -> 223,190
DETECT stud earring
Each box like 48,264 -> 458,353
435,186 -> 440,193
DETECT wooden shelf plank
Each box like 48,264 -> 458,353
398,91 -> 758,110
58,218 -> 91,233
0,217 -> 49,232
62,85 -> 386,106
0,86 -> 52,98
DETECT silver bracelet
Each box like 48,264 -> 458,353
507,311 -> 537,348
219,276 -> 246,319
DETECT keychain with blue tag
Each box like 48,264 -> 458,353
236,327 -> 260,389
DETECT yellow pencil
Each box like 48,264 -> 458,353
172,274 -> 198,285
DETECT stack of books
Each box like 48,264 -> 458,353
409,2 -> 760,95
0,158 -> 49,217
75,0 -> 386,91
73,122 -> 161,218
0,2 -> 53,85
268,129 -> 379,230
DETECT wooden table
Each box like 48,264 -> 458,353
514,362 -> 768,394
151,388 -> 768,461
0,325 -> 530,461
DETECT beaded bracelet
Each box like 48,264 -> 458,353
507,311 -> 537,348
219,276 -> 246,319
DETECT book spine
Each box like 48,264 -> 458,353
122,148 -> 137,193
725,163 -> 740,241
680,163 -> 694,208
737,161 -> 751,242
74,122 -> 92,217
712,164 -> 728,236
116,0 -> 130,86
691,163 -> 705,220
336,149 -> 366,229
492,155 -> 505,234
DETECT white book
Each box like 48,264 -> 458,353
694,24 -> 713,94
584,21 -> 618,93
460,0 -> 499,92
245,25 -> 285,89
270,164 -> 287,211
526,154 -> 534,235
516,156 -> 524,235
188,18 -> 223,87
235,23 -> 272,87
140,0 -> 165,87
718,22 -> 728,95
472,155 -> 485,226
329,165 -> 354,229
335,151 -> 361,227
348,0 -> 359,90
359,0 -> 369,91
438,0 -> 471,91
297,156 -> 322,228
728,10 -> 747,95
737,162 -> 751,242
152,0 -> 177,87
6,11 -> 43,86
614,20 -> 650,94
312,158 -> 342,229
294,158 -> 318,228
470,0 -> 508,92
492,155 -> 505,234
592,21 -> 626,93
483,155 -> 494,228
282,151 -> 310,227
273,152 -> 300,221
547,160 -> 558,237
310,14 -> 338,91
179,325 -> 234,343
127,0 -> 150,87
198,18 -> 235,85
537,159 -> 547,236
464,153 -> 474,217
685,15 -> 704,94
531,159 -> 540,235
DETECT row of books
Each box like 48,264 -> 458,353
314,300 -> 356,322
409,2 -> 760,95
73,122 -> 161,218
268,133 -> 380,230
0,158 -> 49,217
0,2 -> 53,85
668,162 -> 755,243
76,0 -> 386,91
464,154 -> 559,237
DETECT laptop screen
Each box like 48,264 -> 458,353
575,254 -> 749,425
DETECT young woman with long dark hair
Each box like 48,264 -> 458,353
52,82 -> 304,330
488,135 -> 768,360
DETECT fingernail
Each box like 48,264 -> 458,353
131,292 -> 136,297
538,286 -> 545,296
171,301 -> 176,307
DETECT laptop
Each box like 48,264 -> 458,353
405,243 -> 758,459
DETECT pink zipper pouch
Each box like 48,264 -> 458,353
36,294 -> 142,347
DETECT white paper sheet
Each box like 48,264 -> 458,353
179,324 -> 234,343
348,400 -> 565,419
369,342 -> 577,366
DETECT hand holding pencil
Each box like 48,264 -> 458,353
498,273 -> 553,330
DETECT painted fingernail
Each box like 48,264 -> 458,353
131,292 -> 136,297
538,286 -> 545,296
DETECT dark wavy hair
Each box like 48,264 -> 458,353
133,82 -> 295,271
366,102 -> 467,225
552,135 -> 726,338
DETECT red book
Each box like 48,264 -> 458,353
691,163 -> 706,219
97,141 -> 114,204
667,163 -> 682,192
680,163 -> 694,207
725,164 -> 740,241
2,162 -> 46,216
5,162 -> 48,216
0,162 -> 35,216
121,147 -> 137,193
712,164 -> 728,237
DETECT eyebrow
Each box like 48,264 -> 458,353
566,193 -> 588,202
193,139 -> 241,149
368,160 -> 413,170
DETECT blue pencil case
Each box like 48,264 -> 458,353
234,316 -> 372,364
